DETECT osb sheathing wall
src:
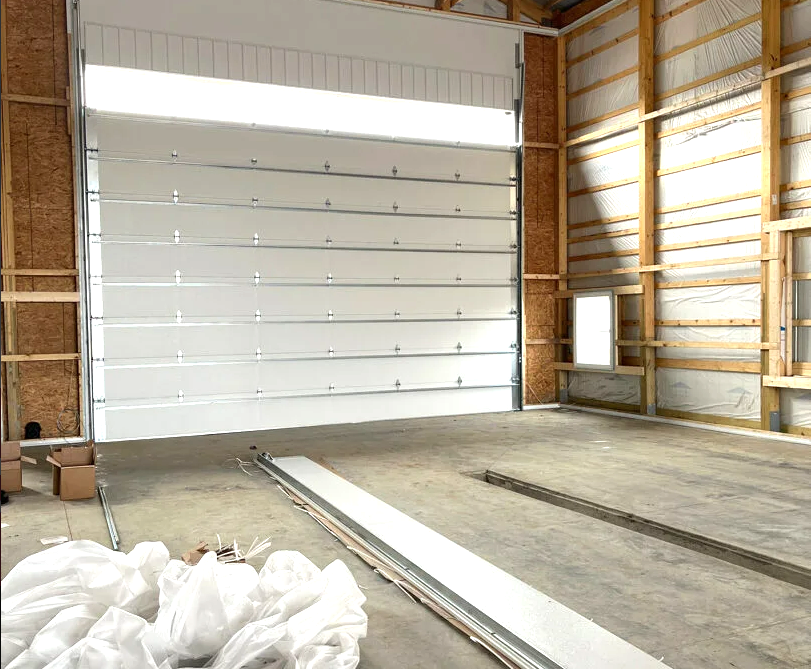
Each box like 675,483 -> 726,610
522,34 -> 558,404
1,0 -> 81,439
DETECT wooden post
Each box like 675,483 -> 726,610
507,0 -> 521,22
761,0 -> 782,430
638,0 -> 656,414
556,35 -> 569,402
785,232 -> 793,377
0,0 -> 21,440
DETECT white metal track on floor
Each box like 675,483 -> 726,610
255,454 -> 670,669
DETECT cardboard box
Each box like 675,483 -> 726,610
1,441 -> 21,462
1,459 -> 22,493
47,444 -> 96,501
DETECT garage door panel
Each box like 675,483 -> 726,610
91,114 -> 518,440
99,201 -> 514,250
93,115 -> 515,183
98,161 -> 510,216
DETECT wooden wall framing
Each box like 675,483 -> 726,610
0,0 -> 82,440
522,0 -> 811,436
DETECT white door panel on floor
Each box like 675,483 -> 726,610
89,114 -> 518,440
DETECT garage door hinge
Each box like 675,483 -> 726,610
86,147 -> 99,157
88,189 -> 99,201
93,397 -> 106,406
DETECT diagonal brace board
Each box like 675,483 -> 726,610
255,454 -> 670,669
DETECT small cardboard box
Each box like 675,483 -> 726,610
1,441 -> 21,462
47,444 -> 96,501
1,459 -> 22,493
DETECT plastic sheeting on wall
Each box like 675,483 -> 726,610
563,0 -> 811,427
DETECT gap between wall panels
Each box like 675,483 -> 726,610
522,0 -> 811,435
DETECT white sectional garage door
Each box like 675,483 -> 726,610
87,114 -> 518,440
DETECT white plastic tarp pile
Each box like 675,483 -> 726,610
1,540 -> 367,669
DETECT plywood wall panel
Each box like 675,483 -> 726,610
522,34 -> 558,405
3,0 -> 80,438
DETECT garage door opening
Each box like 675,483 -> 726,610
84,65 -> 520,440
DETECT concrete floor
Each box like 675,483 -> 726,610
1,409 -> 810,669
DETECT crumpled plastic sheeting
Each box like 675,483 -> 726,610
1,541 -> 170,667
567,371 -> 641,405
656,369 -> 760,419
1,544 -> 367,669
781,390 -> 811,427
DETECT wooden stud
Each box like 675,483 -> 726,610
655,14 -> 760,64
655,207 -> 761,232
1,269 -> 80,277
792,272 -> 811,280
763,376 -> 811,389
638,254 -> 771,273
555,284 -> 643,298
655,146 -> 760,178
761,0 -> 782,430
568,226 -> 639,244
434,0 -> 451,8
638,0 -> 656,416
556,35 -> 569,402
655,0 -> 708,24
653,318 -> 761,326
781,38 -> 811,58
782,132 -> 811,145
655,189 -> 760,215
568,212 -> 638,230
569,247 -> 637,263
656,103 -> 760,139
781,178 -> 811,191
0,93 -> 69,106
786,233 -> 794,376
567,175 -> 639,197
566,65 -> 638,100
1,353 -> 81,362
564,0 -> 638,41
763,216 -> 811,232
0,292 -> 81,303
568,139 -> 639,165
656,232 -> 761,252
655,358 -> 761,373
566,29 -> 639,68
655,408 -> 761,429
618,340 -> 775,349
523,273 -> 560,279
566,103 -> 638,136
782,86 -> 811,101
565,266 -> 641,279
553,362 -> 645,376
782,199 -> 811,211
794,319 -> 810,326
656,58 -> 760,102
656,275 -> 761,289
524,141 -> 559,149
763,55 -> 811,80
506,0 -> 521,22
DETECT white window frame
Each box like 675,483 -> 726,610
573,290 -> 615,371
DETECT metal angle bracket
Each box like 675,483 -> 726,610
97,486 -> 120,551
